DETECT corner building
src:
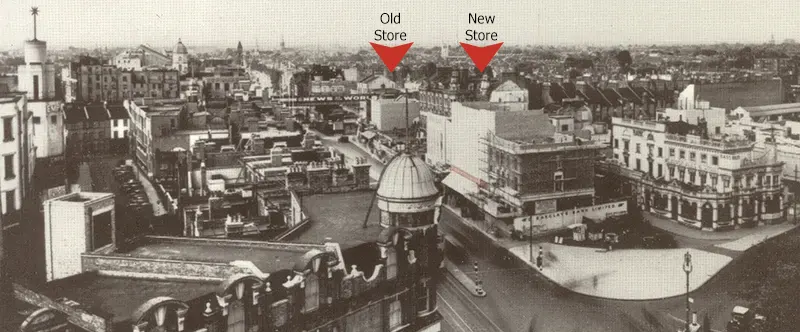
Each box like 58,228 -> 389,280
9,153 -> 442,332
605,117 -> 784,230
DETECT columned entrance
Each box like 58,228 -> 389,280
701,202 -> 714,228
671,196 -> 679,219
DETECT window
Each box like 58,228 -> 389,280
113,131 -> 118,139
636,159 -> 641,171
614,139 -> 619,148
416,283 -> 433,315
689,152 -> 695,161
669,148 -> 675,157
623,141 -> 629,151
4,154 -> 14,179
689,172 -> 696,183
554,172 -> 564,191
113,119 -> 118,127
658,147 -> 663,157
123,119 -> 128,126
712,177 -> 718,187
122,76 -> 128,82
679,150 -> 685,159
50,115 -> 57,124
635,143 -> 641,153
346,303 -> 382,332
304,274 -> 319,312
561,124 -> 569,132
658,164 -> 663,178
386,250 -> 398,280
215,83 -> 220,90
4,190 -> 15,214
124,130 -> 128,138
712,156 -> 718,165
224,83 -> 230,91
170,119 -> 176,129
3,118 -> 13,141
701,154 -> 707,163
33,116 -> 41,124
33,75 -> 39,100
389,300 -> 402,330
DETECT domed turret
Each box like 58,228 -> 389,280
376,153 -> 440,228
174,39 -> 188,54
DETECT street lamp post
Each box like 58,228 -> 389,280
683,251 -> 693,332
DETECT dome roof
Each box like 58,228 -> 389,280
174,39 -> 188,54
377,153 -> 439,204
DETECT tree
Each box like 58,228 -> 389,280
421,62 -> 437,79
616,50 -> 633,70
734,47 -> 755,69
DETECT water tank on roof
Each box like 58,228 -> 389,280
24,40 -> 47,64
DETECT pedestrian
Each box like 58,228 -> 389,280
536,255 -> 543,271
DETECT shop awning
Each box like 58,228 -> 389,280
442,172 -> 479,198
360,131 -> 377,140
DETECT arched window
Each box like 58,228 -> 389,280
386,249 -> 398,280
304,273 -> 319,312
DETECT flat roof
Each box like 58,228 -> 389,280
295,191 -> 383,249
41,273 -> 218,323
118,238 -> 312,273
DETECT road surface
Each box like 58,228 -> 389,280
317,131 -> 738,332
314,131 -> 385,180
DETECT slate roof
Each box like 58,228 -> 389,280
617,87 -> 643,105
85,104 -> 110,122
107,104 -> 129,120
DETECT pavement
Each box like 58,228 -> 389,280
314,132 -> 385,180
128,160 -> 168,216
508,244 -> 732,300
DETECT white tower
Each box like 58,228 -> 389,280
172,39 -> 189,75
16,6 -> 64,158
440,43 -> 449,58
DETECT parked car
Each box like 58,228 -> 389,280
727,305 -> 766,332
338,135 -> 350,143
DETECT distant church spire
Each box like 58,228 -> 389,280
30,6 -> 39,40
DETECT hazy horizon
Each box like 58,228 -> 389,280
1,0 -> 798,52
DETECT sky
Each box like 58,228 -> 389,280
1,0 -> 798,51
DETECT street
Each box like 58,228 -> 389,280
316,130 -> 737,332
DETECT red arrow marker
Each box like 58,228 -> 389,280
370,42 -> 413,72
460,42 -> 503,73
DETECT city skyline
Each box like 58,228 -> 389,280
1,0 -> 798,51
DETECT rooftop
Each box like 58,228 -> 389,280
117,237 -> 315,273
50,192 -> 113,204
40,273 -> 218,324
294,191 -> 383,249
740,102 -> 800,117
460,101 -> 521,112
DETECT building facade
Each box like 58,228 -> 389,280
607,117 -> 784,230
63,61 -> 179,103
0,93 -> 35,220
63,103 -> 120,158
